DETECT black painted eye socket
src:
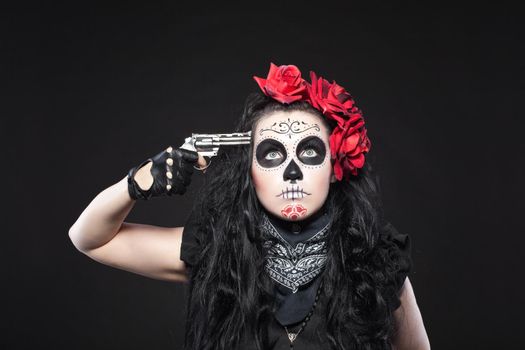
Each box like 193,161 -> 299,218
256,139 -> 287,168
296,136 -> 326,165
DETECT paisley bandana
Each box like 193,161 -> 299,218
261,212 -> 330,293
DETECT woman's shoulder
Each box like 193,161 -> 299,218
380,221 -> 413,310
380,221 -> 411,255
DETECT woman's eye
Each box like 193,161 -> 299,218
300,148 -> 318,158
296,137 -> 326,165
265,151 -> 282,160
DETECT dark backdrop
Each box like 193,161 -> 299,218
3,2 -> 524,349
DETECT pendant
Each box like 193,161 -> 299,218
287,332 -> 297,343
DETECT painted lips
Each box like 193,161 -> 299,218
276,186 -> 312,200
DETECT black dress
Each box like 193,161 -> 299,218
180,210 -> 411,349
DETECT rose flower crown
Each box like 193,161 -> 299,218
253,63 -> 371,181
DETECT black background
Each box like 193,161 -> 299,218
3,1 -> 524,349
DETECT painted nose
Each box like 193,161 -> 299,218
283,159 -> 303,183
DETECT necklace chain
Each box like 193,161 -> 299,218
283,281 -> 323,349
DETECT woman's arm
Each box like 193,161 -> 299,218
68,158 -> 202,283
391,277 -> 431,350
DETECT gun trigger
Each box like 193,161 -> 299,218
194,158 -> 212,172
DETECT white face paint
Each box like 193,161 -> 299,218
251,110 -> 336,221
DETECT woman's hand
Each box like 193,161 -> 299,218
69,142 -> 210,282
127,146 -> 206,200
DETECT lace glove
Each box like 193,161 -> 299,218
127,146 -> 199,200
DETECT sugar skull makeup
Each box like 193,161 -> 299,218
251,110 -> 335,221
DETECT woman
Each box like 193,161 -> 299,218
69,63 -> 430,349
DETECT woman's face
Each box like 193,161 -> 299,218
251,110 -> 335,221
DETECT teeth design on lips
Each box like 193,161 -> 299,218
276,186 -> 312,200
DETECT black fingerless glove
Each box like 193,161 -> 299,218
127,146 -> 199,200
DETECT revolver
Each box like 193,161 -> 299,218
179,131 -> 252,170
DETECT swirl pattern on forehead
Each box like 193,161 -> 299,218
259,118 -> 320,139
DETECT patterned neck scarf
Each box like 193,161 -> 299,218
260,210 -> 330,293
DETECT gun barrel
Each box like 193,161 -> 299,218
193,132 -> 252,147
195,139 -> 251,146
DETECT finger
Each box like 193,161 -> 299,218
197,154 -> 208,169
179,148 -> 199,163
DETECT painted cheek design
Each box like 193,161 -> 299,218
281,204 -> 307,220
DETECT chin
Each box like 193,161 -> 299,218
279,202 -> 310,221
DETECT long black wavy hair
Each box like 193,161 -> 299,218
183,91 -> 411,350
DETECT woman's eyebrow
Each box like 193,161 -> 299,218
297,135 -> 325,146
256,138 -> 286,149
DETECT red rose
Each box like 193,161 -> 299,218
253,63 -> 309,104
308,71 -> 362,128
329,120 -> 371,180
